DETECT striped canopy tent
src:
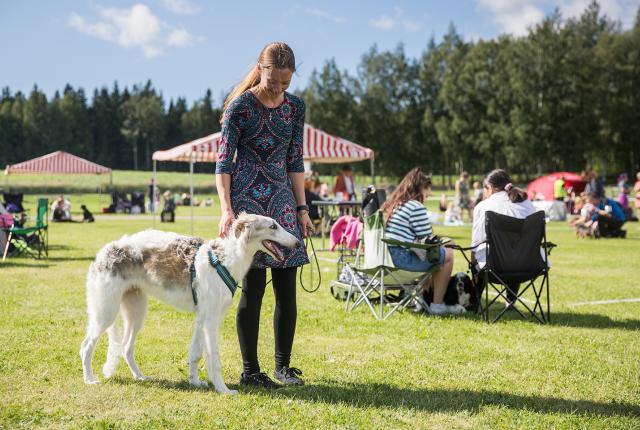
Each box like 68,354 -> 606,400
5,150 -> 112,185
151,124 -> 374,232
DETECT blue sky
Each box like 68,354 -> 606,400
1,0 -> 638,105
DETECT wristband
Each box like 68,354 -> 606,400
296,204 -> 309,212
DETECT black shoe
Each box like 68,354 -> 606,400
239,372 -> 281,389
274,366 -> 304,386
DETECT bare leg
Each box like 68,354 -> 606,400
431,247 -> 454,304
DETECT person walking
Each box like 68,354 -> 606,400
215,42 -> 313,389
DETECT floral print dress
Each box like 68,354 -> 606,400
215,91 -> 308,269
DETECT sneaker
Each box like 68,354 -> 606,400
274,366 -> 305,386
429,303 -> 466,316
239,372 -> 281,389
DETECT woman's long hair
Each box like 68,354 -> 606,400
220,42 -> 296,123
380,167 -> 431,222
484,169 -> 528,203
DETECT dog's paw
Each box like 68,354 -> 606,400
219,388 -> 238,395
84,379 -> 100,385
134,375 -> 150,381
188,378 -> 209,388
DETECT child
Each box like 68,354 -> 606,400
444,202 -> 464,226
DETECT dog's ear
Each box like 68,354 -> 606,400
234,218 -> 250,239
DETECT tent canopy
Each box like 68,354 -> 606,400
152,123 -> 374,163
527,171 -> 586,201
5,151 -> 112,175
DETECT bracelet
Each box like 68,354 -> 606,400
297,210 -> 308,216
296,204 -> 309,212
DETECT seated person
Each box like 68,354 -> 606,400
161,190 -> 176,223
304,179 -> 322,235
570,198 -> 597,237
444,202 -> 463,226
51,195 -> 71,222
380,167 -> 462,316
471,169 -> 541,307
586,193 -> 626,238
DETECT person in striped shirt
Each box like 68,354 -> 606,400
380,167 -> 461,316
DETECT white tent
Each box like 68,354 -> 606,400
151,124 -> 375,232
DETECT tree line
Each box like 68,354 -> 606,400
1,1 -> 638,179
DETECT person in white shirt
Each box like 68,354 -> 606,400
471,169 -> 537,307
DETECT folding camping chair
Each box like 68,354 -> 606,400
452,211 -> 554,324
334,210 -> 443,320
2,198 -> 48,261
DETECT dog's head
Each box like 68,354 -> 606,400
231,213 -> 300,262
451,271 -> 475,309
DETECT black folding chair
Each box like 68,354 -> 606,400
450,211 -> 555,324
3,193 -> 25,213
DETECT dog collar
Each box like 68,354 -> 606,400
207,249 -> 239,297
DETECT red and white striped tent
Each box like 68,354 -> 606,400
151,124 -> 374,232
5,150 -> 112,184
152,123 -> 374,164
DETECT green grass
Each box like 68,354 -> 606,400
1,194 -> 639,429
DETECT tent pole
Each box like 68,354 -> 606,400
370,155 -> 375,186
189,154 -> 194,235
153,160 -> 157,228
109,171 -> 113,190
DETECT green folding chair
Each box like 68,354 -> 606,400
332,210 -> 442,320
2,198 -> 48,260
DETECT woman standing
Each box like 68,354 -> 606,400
216,42 -> 313,388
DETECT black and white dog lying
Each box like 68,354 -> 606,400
423,272 -> 478,312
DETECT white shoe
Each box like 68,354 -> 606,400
429,303 -> 466,316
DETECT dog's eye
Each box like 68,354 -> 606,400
270,224 -> 277,230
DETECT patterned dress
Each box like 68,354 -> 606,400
215,91 -> 308,269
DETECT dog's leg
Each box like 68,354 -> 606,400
202,311 -> 237,395
119,289 -> 148,381
80,279 -> 121,385
187,316 -> 208,388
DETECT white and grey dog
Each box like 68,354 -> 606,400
80,213 -> 299,394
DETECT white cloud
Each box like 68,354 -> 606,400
68,4 -> 200,58
369,8 -> 423,32
477,0 -> 640,36
167,28 -> 194,46
304,7 -> 346,23
160,0 -> 199,15
369,15 -> 396,30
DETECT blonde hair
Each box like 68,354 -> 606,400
221,42 -> 296,123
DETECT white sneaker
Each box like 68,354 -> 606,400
428,303 -> 467,316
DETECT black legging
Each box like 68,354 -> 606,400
237,266 -> 297,375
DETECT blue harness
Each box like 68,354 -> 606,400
189,245 -> 238,306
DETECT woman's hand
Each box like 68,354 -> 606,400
297,210 -> 314,238
219,209 -> 235,238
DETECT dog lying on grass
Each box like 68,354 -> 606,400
80,213 -> 300,394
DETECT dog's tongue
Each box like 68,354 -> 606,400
263,240 -> 284,261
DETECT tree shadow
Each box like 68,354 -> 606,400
548,311 -> 640,331
0,261 -> 50,268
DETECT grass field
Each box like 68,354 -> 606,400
1,194 -> 639,429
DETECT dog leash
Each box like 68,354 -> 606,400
299,236 -> 321,293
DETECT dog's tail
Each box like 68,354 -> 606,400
102,319 -> 123,378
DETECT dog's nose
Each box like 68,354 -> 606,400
295,240 -> 302,248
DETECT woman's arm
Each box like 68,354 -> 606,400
287,99 -> 313,237
215,100 -> 241,237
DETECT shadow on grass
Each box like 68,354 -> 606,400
265,382 -> 640,418
0,261 -> 50,268
113,377 -> 639,418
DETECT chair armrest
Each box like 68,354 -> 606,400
446,242 -> 484,252
542,242 -> 557,255
381,237 -> 449,250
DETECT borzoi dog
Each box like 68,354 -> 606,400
80,213 -> 299,394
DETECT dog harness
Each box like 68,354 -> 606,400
189,246 -> 239,306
